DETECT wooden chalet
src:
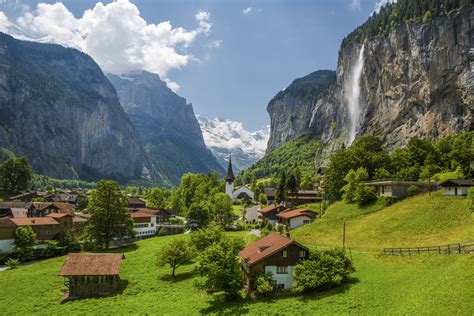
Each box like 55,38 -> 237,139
239,233 -> 309,290
258,204 -> 287,226
277,209 -> 315,229
59,253 -> 124,299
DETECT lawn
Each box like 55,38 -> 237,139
293,190 -> 474,250
0,234 -> 473,315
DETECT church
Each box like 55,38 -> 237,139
225,157 -> 254,200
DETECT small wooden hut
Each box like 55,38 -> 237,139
59,253 -> 124,299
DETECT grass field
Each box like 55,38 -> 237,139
294,190 -> 474,250
1,190 -> 473,314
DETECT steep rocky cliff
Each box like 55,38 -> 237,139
265,5 -> 473,164
0,33 -> 151,182
266,70 -> 336,151
108,71 -> 224,185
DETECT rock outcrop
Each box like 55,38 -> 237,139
108,71 -> 224,185
0,33 -> 151,182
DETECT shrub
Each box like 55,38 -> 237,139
169,217 -> 184,224
407,185 -> 421,197
293,248 -> 355,293
255,273 -> 274,296
468,187 -> 474,212
6,258 -> 19,269
355,185 -> 377,206
13,226 -> 37,262
156,228 -> 167,236
378,196 -> 399,207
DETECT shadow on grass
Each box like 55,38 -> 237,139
200,277 -> 360,314
60,279 -> 129,304
159,270 -> 197,283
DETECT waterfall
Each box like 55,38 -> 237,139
346,44 -> 365,144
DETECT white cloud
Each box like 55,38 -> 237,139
197,116 -> 269,156
3,0 -> 215,91
374,0 -> 396,13
242,7 -> 252,15
0,11 -> 10,32
208,39 -> 221,48
350,0 -> 361,10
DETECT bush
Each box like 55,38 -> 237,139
13,226 -> 37,262
407,185 -> 421,197
355,185 -> 377,206
169,217 -> 184,224
255,273 -> 273,296
378,196 -> 399,207
6,258 -> 19,269
156,228 -> 167,236
468,187 -> 474,212
293,248 -> 355,293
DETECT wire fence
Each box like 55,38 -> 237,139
384,242 -> 474,256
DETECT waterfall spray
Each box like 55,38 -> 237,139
347,44 -> 365,144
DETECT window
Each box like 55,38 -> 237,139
303,220 -> 310,223
276,266 -> 288,274
299,250 -> 306,258
281,250 -> 287,258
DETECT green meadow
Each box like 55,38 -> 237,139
1,191 -> 473,314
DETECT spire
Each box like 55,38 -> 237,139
225,156 -> 235,183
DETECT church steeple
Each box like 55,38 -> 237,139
225,156 -> 235,183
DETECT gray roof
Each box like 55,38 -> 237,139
439,179 -> 474,187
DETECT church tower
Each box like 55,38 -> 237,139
225,156 -> 235,198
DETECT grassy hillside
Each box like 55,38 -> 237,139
0,233 -> 473,314
293,190 -> 474,250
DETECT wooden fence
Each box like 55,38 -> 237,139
384,242 -> 474,256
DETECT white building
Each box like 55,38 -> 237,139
439,179 -> 474,196
225,156 -> 254,200
131,212 -> 157,238
277,209 -> 315,230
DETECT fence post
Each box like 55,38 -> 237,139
458,243 -> 461,254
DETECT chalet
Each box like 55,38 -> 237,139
287,190 -> 321,205
362,180 -> 438,198
45,213 -> 74,230
59,253 -> 124,299
264,188 -> 276,204
10,217 -> 61,241
0,202 -> 32,218
128,196 -> 146,209
239,233 -> 309,290
258,204 -> 287,226
439,179 -> 474,196
7,191 -> 45,202
224,157 -> 254,200
131,208 -> 184,235
134,208 -> 171,223
30,202 -> 75,217
0,218 -> 16,253
277,209 -> 315,230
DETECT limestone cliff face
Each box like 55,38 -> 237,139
0,33 -> 150,182
267,6 -> 473,156
266,70 -> 336,151
108,71 -> 224,185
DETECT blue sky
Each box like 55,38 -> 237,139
1,0 -> 383,130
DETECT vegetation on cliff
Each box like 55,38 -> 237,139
343,0 -> 473,47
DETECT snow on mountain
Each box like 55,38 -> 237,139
197,116 -> 270,172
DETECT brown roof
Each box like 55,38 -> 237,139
10,208 -> 28,218
0,202 -> 32,210
32,202 -> 74,213
277,209 -> 314,219
130,212 -> 152,218
59,253 -> 124,276
45,213 -> 72,219
239,233 -> 305,266
10,217 -> 59,226
0,218 -> 16,228
264,188 -> 275,198
259,204 -> 286,214
134,208 -> 170,216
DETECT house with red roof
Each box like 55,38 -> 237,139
258,204 -> 287,226
277,209 -> 315,229
239,233 -> 309,290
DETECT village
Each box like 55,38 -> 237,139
0,154 -> 473,302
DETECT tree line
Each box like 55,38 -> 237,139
343,0 -> 473,47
